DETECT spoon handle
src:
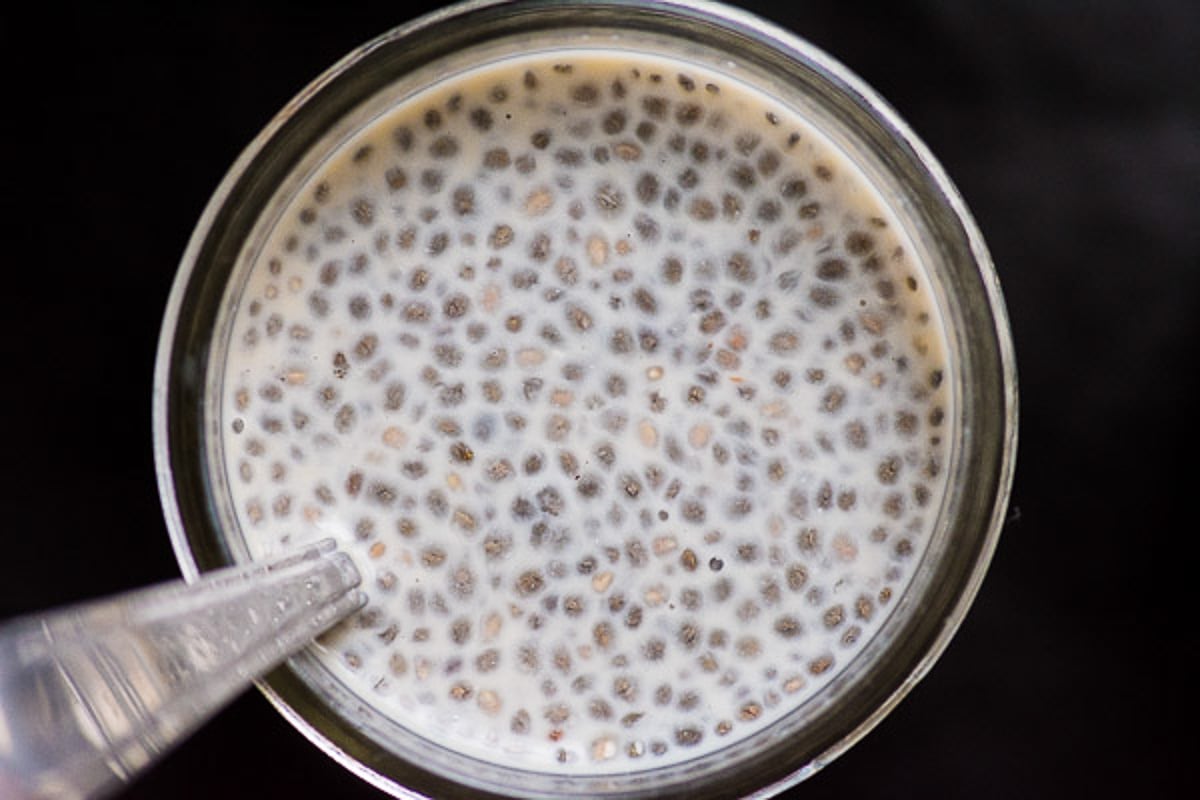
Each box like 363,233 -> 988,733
0,539 -> 364,800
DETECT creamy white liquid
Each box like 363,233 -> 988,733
219,50 -> 951,774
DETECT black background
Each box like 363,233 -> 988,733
1,1 -> 1195,797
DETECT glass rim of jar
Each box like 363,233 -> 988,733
152,2 -> 1018,798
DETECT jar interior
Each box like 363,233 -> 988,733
155,4 -> 1014,798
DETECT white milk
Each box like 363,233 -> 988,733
219,50 -> 952,773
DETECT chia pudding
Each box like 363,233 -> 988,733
218,50 -> 953,773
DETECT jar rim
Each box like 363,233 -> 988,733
153,3 -> 1017,798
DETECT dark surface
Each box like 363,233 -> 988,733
1,1 -> 1195,797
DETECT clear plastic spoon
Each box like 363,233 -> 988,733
0,538 -> 364,800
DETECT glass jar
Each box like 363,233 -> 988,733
154,2 -> 1017,797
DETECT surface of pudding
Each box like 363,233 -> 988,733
218,49 -> 952,773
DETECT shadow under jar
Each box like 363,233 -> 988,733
154,2 -> 1017,798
